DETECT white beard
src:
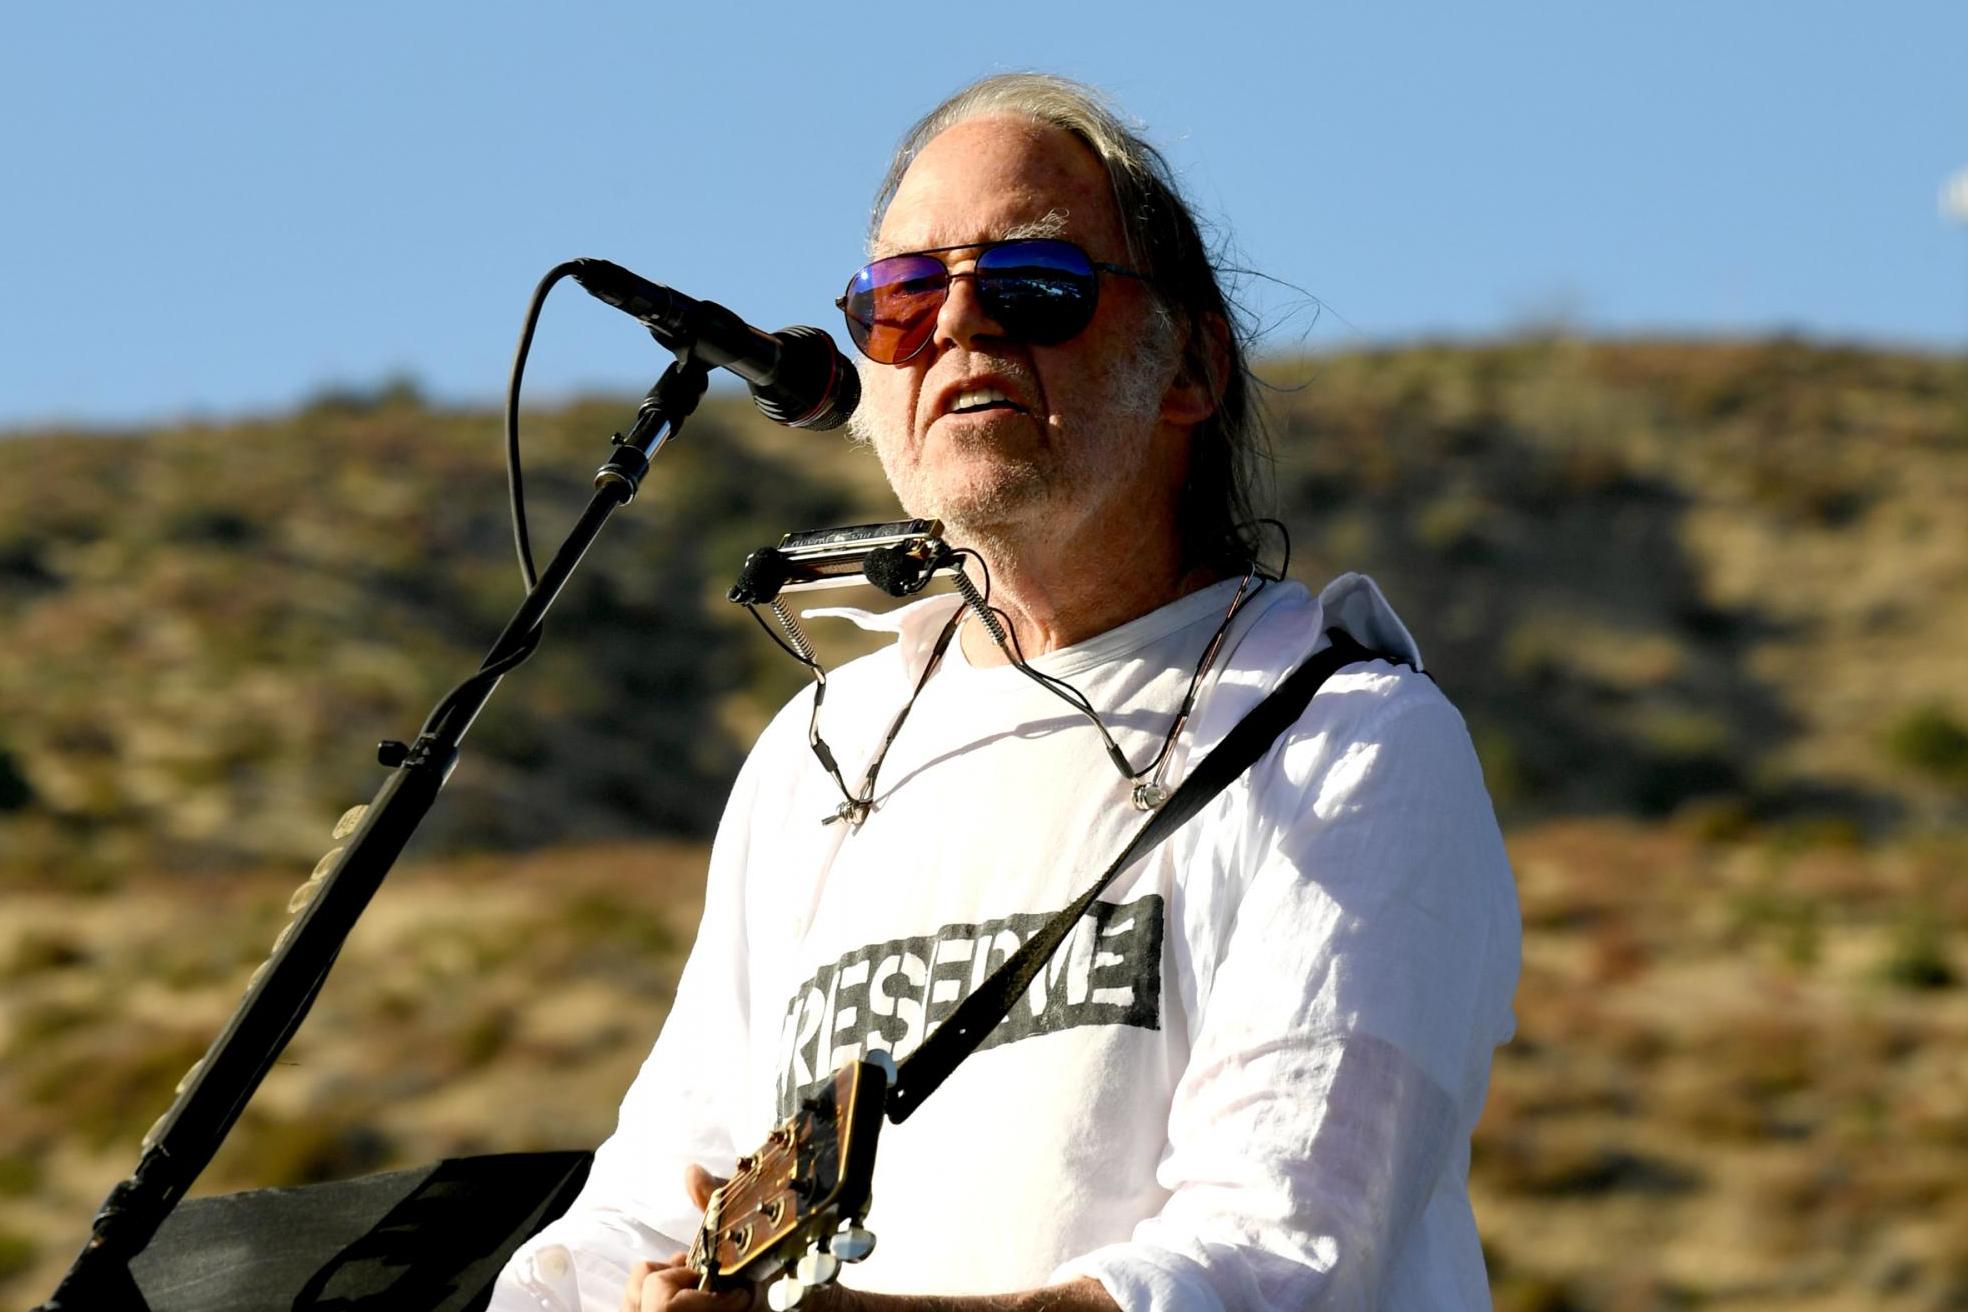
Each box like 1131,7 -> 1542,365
848,323 -> 1178,545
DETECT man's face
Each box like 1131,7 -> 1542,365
851,115 -> 1182,549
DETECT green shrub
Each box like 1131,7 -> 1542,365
22,1033 -> 210,1148
0,931 -> 87,981
0,1227 -> 36,1280
455,1007 -> 515,1071
224,1114 -> 396,1189
561,891 -> 678,957
1492,1271 -> 1588,1312
0,1151 -> 41,1197
1877,903 -> 1957,991
1886,704 -> 1968,787
1730,890 -> 1824,969
0,747 -> 31,813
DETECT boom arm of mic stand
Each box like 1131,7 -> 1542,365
33,357 -> 712,1312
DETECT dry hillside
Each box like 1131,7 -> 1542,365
2,337 -> 1964,1310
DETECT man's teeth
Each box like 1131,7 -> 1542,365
952,388 -> 1015,413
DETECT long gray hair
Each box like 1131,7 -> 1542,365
870,73 -> 1267,572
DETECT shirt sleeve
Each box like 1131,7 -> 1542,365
1053,674 -> 1521,1311
489,739 -> 770,1312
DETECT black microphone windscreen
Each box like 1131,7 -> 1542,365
729,548 -> 792,604
752,326 -> 859,431
860,546 -> 919,597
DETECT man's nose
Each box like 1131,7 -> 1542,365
932,270 -> 1007,353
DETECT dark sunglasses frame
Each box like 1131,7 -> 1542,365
836,238 -> 1148,365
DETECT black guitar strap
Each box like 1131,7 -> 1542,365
885,627 -> 1408,1122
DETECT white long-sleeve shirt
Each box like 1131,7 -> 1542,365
494,572 -> 1521,1311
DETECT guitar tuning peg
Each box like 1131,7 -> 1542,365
795,1249 -> 841,1287
832,1223 -> 876,1263
766,1274 -> 806,1310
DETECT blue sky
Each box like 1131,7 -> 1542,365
2,2 -> 1964,428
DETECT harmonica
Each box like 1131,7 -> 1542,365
729,518 -> 952,603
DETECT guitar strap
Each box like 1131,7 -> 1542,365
884,627 -> 1411,1123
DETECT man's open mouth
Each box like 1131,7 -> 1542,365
949,387 -> 1025,415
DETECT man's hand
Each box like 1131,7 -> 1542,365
620,1163 -> 1117,1312
621,1253 -> 756,1312
620,1165 -> 760,1312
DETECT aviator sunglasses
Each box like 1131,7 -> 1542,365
837,238 -> 1148,365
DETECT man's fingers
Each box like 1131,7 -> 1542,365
685,1162 -> 728,1210
643,1264 -> 692,1312
622,1254 -> 720,1312
621,1259 -> 665,1312
642,1263 -> 754,1312
667,1281 -> 758,1312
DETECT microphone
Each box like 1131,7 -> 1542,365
571,258 -> 859,430
861,542 -> 950,597
859,546 -> 921,597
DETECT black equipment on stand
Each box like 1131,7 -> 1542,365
34,261 -> 856,1312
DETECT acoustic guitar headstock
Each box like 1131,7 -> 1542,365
689,1054 -> 892,1309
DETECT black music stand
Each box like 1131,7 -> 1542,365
124,1151 -> 590,1312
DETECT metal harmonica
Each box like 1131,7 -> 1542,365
729,518 -> 952,604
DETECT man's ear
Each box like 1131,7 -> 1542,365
1160,312 -> 1232,427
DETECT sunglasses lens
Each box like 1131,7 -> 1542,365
840,240 -> 1108,363
976,240 -> 1098,345
842,254 -> 948,364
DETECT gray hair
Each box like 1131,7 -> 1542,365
870,73 -> 1267,572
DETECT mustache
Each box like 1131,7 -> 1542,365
845,355 -> 1047,449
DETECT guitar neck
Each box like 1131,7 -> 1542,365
690,1057 -> 890,1293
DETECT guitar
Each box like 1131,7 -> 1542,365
687,1055 -> 893,1310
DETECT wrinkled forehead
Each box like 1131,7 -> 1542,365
868,210 -> 1070,260
871,115 -> 1123,259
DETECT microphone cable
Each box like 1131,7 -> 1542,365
505,262 -> 584,591
414,264 -> 581,739
782,522 -> 1293,823
959,520 -> 1295,803
419,259 -> 865,744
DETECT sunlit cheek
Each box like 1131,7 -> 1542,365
847,362 -> 914,458
873,366 -> 922,432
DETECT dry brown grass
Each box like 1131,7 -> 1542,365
3,337 -> 1965,1305
0,840 -> 706,1306
2,821 -> 1964,1309
1476,820 -> 1968,1310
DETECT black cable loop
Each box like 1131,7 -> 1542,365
846,610 -> 963,814
754,534 -> 1284,823
505,262 -> 584,592
1135,570 -> 1266,787
963,546 -> 1263,788
805,668 -> 854,804
819,608 -> 964,826
1249,517 -> 1292,581
418,624 -> 545,737
410,263 -> 583,745
744,603 -> 820,669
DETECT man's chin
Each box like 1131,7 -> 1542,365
903,467 -> 1055,540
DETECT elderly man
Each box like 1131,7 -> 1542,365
495,74 -> 1519,1312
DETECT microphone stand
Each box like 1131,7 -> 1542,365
35,355 -> 712,1312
